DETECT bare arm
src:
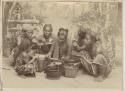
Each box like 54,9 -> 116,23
27,55 -> 39,64
72,41 -> 86,51
65,41 -> 72,60
32,35 -> 45,46
46,41 -> 56,58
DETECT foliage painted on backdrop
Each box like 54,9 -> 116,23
72,4 -> 116,63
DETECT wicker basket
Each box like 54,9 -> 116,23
64,63 -> 79,78
45,61 -> 62,79
46,69 -> 61,79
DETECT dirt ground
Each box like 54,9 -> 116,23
2,58 -> 123,89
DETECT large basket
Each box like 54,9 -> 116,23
64,63 -> 79,78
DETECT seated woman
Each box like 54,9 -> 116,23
47,28 -> 72,62
72,28 -> 87,60
72,29 -> 112,81
91,43 -> 112,81
15,46 -> 37,77
32,24 -> 56,72
9,25 -> 33,66
32,24 -> 55,54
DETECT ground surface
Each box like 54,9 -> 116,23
2,58 -> 123,89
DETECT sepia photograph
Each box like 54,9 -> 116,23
1,0 -> 123,91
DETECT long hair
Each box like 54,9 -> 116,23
58,28 -> 68,39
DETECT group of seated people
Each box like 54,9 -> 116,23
9,24 -> 113,81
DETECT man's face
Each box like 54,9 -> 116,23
43,26 -> 52,38
58,30 -> 67,41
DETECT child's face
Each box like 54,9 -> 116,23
43,26 -> 52,38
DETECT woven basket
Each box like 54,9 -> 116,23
64,63 -> 79,78
46,69 -> 61,79
45,61 -> 62,79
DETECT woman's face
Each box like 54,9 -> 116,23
43,26 -> 52,38
58,30 -> 67,41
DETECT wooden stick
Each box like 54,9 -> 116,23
75,54 -> 92,64
0,67 -> 11,70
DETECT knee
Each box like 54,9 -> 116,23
94,54 -> 105,62
96,54 -> 104,59
38,55 -> 46,60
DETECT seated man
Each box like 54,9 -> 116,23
32,24 -> 56,72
